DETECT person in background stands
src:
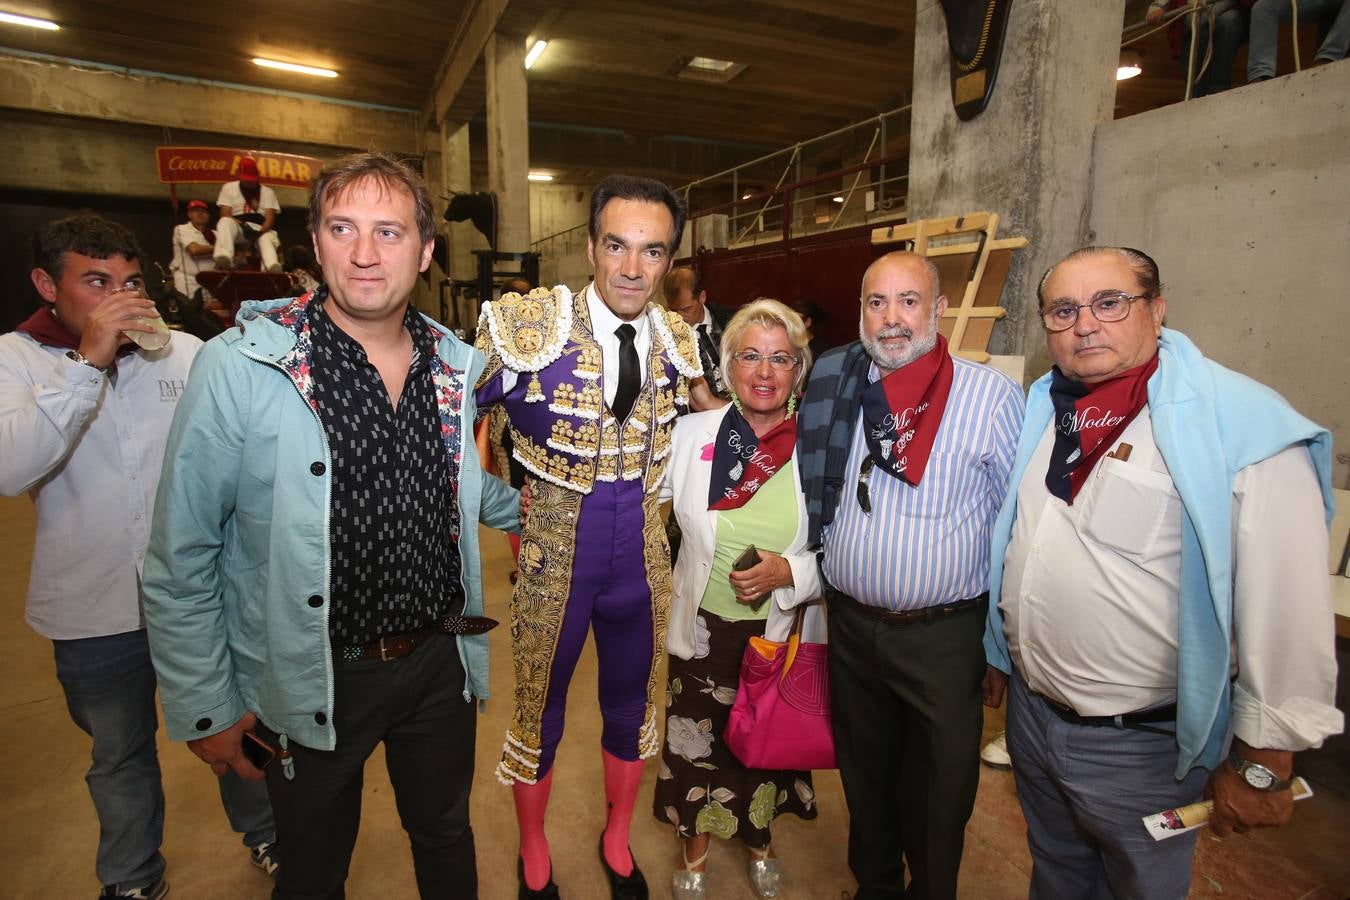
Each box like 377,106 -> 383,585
665,265 -> 732,399
0,213 -> 276,899
214,156 -> 283,274
169,198 -> 217,297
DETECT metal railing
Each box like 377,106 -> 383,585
531,104 -> 912,262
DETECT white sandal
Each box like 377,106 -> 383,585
747,844 -> 782,899
671,841 -> 711,900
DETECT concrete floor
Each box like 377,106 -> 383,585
1,492 -> 1347,899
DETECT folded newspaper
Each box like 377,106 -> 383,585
1142,777 -> 1312,840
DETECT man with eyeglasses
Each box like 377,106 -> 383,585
983,246 -> 1340,898
797,250 -> 1023,900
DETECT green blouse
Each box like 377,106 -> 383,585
699,462 -> 798,621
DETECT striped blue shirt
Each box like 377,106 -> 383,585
822,357 -> 1024,610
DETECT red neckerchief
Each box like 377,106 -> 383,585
13,306 -> 80,351
707,405 -> 798,510
1045,354 -> 1159,504
859,334 -> 954,486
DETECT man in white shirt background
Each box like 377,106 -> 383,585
169,198 -> 215,297
983,245 -> 1341,899
0,214 -> 276,899
214,156 -> 283,273
664,264 -> 731,398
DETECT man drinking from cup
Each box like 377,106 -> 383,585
0,213 -> 276,898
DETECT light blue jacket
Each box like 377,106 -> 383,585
985,329 -> 1333,777
144,293 -> 520,756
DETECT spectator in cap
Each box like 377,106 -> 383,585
169,199 -> 217,297
214,157 -> 283,274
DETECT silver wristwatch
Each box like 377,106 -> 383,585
66,350 -> 106,373
1230,753 -> 1293,792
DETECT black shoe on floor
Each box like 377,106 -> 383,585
518,856 -> 560,900
598,837 -> 648,900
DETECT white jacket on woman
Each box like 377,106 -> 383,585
662,406 -> 826,660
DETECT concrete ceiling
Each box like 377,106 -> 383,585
0,0 -> 1208,183
0,0 -> 911,143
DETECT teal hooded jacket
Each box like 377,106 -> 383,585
143,293 -> 519,763
985,328 -> 1333,778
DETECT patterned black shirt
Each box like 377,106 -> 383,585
309,299 -> 464,645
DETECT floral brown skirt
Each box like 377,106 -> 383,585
652,611 -> 818,848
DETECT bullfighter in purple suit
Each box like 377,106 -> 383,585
475,175 -> 704,900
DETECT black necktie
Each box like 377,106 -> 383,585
612,323 -> 640,422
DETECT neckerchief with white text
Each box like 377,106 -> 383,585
859,334 -> 954,486
707,405 -> 797,510
1045,354 -> 1158,504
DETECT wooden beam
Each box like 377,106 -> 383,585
425,0 -> 518,128
555,3 -> 906,69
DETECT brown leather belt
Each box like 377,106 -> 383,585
338,614 -> 498,664
830,589 -> 988,626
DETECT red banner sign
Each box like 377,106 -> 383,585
156,147 -> 324,189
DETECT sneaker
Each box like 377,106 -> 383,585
99,880 -> 168,899
213,254 -> 234,271
250,840 -> 280,877
980,731 -> 1012,770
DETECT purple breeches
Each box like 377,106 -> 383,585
535,478 -> 654,775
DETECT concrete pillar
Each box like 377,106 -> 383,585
440,120 -> 482,329
485,32 -> 531,254
441,121 -> 478,282
906,1 -> 1125,376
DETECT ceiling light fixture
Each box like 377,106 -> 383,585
1117,48 -> 1143,81
0,11 -> 60,30
832,196 -> 845,203
525,39 -> 548,69
676,55 -> 747,84
253,58 -> 338,78
527,172 -> 554,182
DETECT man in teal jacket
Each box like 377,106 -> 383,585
983,246 -> 1339,899
143,152 -> 520,900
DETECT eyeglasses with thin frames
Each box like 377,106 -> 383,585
730,350 -> 800,371
1041,291 -> 1150,333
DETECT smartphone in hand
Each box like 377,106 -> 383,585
731,544 -> 771,611
241,731 -> 277,771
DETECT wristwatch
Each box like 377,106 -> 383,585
66,350 -> 106,374
1229,752 -> 1293,792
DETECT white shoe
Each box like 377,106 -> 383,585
980,731 -> 1011,770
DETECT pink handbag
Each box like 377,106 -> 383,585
725,605 -> 836,770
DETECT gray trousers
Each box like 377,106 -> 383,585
1007,671 -> 1210,900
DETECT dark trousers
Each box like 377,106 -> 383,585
827,594 -> 987,900
259,633 -> 477,900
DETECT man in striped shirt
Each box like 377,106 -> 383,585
798,251 -> 1023,900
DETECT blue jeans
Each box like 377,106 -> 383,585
1006,672 -> 1211,900
1249,0 -> 1350,80
1181,0 -> 1249,96
53,629 -> 275,891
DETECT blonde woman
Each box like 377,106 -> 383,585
653,299 -> 826,899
